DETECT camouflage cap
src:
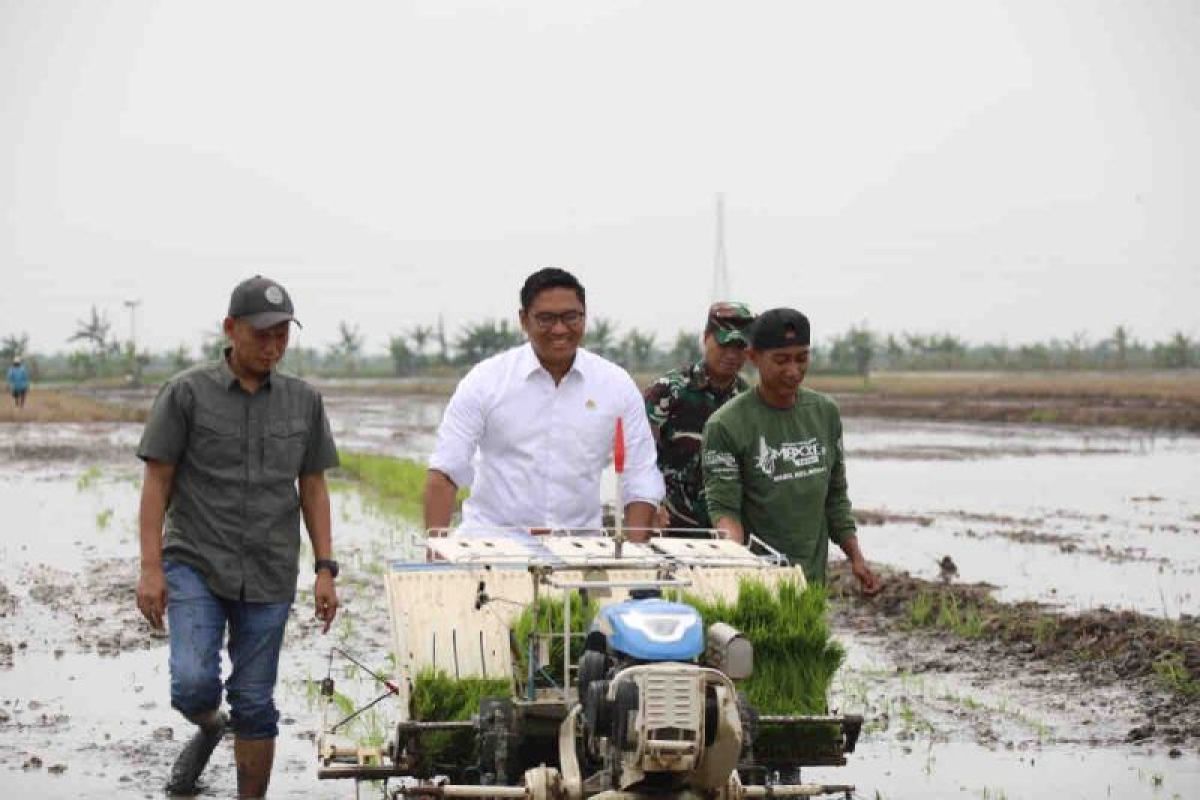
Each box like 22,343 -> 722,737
705,301 -> 755,346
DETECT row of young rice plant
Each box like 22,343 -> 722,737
410,578 -> 845,766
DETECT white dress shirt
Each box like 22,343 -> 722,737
429,343 -> 664,531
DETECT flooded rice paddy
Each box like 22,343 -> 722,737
0,391 -> 1197,798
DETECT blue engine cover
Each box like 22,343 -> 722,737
596,599 -> 705,661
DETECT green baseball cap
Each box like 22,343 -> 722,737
705,301 -> 755,346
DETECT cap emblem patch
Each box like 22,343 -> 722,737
264,285 -> 284,305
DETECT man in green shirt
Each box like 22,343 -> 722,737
703,307 -> 881,592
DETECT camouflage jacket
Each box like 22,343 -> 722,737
643,361 -> 749,529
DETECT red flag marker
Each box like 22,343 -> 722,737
613,417 -> 626,474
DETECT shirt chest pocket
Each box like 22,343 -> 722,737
265,417 -> 310,476
191,411 -> 242,471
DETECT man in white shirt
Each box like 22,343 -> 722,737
423,268 -> 664,539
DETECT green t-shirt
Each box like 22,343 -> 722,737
702,386 -> 856,583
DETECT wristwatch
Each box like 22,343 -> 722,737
315,559 -> 339,579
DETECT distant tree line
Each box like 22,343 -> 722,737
3,312 -> 1197,385
818,324 -> 1199,379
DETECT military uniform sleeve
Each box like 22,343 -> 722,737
824,403 -> 857,545
643,376 -> 672,431
301,391 -> 340,474
137,381 -> 189,465
702,416 -> 743,524
620,373 -> 666,506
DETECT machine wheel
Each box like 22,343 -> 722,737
584,679 -> 612,737
737,690 -> 758,758
577,650 -> 608,700
611,680 -> 640,753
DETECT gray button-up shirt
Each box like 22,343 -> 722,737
137,355 -> 339,602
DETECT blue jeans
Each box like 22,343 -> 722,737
165,560 -> 291,739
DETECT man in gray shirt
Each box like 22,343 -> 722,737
136,276 -> 340,798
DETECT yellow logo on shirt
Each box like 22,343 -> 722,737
585,399 -> 597,410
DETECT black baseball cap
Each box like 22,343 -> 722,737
227,276 -> 302,329
749,308 -> 810,350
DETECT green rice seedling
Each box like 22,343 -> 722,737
95,508 -> 113,529
909,590 -> 934,628
933,593 -> 984,637
337,612 -> 356,644
1032,616 -> 1058,644
510,593 -> 598,688
685,579 -> 844,715
1152,652 -> 1200,698
410,668 -> 511,771
935,593 -> 961,630
331,689 -> 357,718
953,602 -> 986,638
337,453 -> 465,521
76,466 -> 102,491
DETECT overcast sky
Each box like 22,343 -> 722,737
2,0 -> 1197,357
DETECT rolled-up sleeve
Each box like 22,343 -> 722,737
618,376 -> 665,507
428,368 -> 486,489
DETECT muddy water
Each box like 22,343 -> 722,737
1,406 -> 1198,798
818,627 -> 1200,798
0,467 -> 415,798
845,419 -> 1200,616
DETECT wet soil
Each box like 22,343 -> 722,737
2,395 -> 1198,796
70,371 -> 1200,432
834,392 -> 1200,432
827,561 -> 1200,753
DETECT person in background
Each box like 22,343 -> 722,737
424,267 -> 664,540
135,276 -> 340,798
643,302 -> 755,531
6,355 -> 29,408
702,307 -> 881,593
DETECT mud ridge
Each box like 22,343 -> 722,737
828,562 -> 1200,751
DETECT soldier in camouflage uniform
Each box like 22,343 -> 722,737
644,302 -> 755,530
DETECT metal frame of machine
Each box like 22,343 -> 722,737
316,529 -> 862,799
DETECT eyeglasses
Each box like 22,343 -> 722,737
530,310 -> 586,330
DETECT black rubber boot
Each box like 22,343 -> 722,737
165,711 -> 228,795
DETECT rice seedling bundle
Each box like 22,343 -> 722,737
410,668 -> 510,770
683,579 -> 844,715
410,580 -> 844,766
510,594 -> 599,688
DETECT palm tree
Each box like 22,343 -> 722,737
331,321 -> 364,374
69,306 -> 113,356
408,325 -> 434,359
388,336 -> 417,376
847,325 -> 876,383
1110,325 -> 1130,369
1154,332 -> 1193,369
170,343 -> 194,372
584,316 -> 618,358
455,320 -> 523,365
1,333 -> 29,362
621,329 -> 657,371
669,330 -> 701,366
